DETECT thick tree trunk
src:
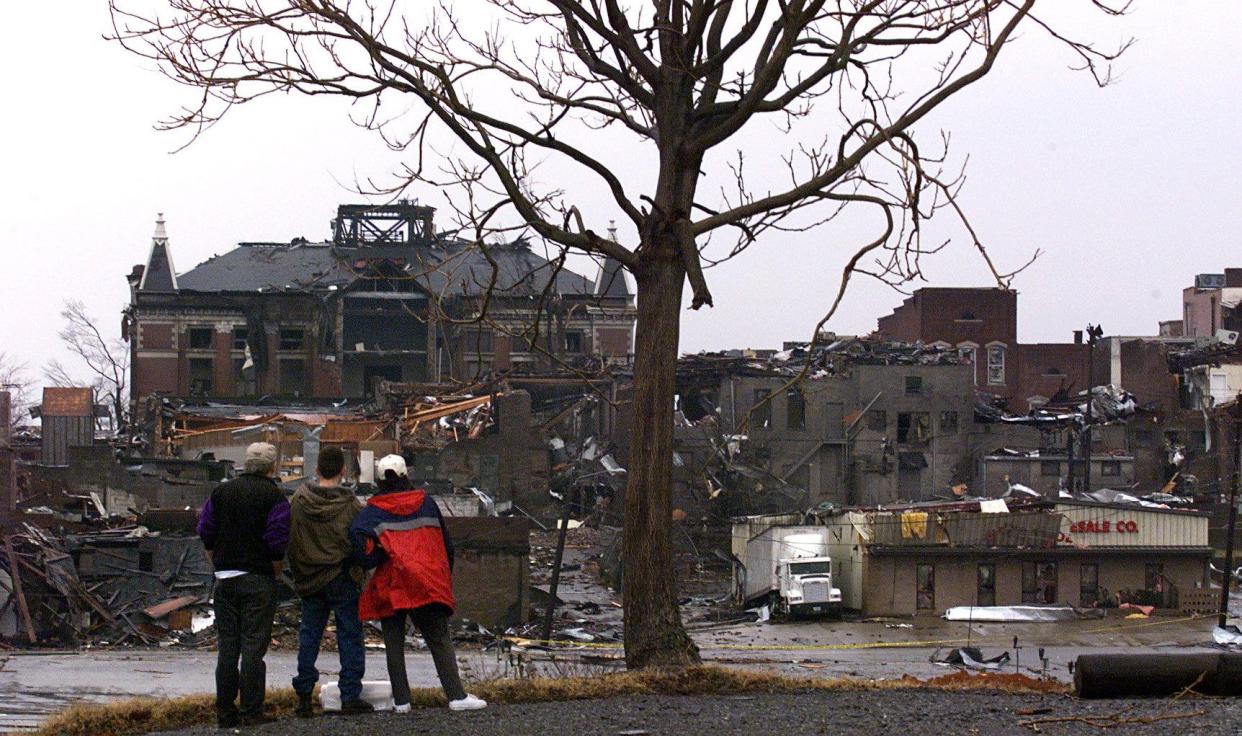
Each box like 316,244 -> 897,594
622,255 -> 701,669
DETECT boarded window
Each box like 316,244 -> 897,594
751,389 -> 771,429
977,563 -> 996,607
189,358 -> 213,394
1080,563 -> 1099,607
905,375 -> 923,395
188,327 -> 214,350
786,388 -> 806,430
279,328 -> 306,351
279,358 -> 306,396
916,564 -> 935,610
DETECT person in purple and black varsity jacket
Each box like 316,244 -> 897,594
197,442 -> 290,728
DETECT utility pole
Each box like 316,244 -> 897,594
1081,325 -> 1103,493
1220,393 -> 1242,629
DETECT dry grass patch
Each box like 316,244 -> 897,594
34,665 -> 1067,736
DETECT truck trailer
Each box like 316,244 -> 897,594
739,525 -> 842,617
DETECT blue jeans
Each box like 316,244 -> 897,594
292,572 -> 365,701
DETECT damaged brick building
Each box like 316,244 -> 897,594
124,203 -> 635,406
877,287 -> 1090,412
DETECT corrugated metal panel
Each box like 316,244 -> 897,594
1055,504 -> 1207,548
868,510 -> 1061,548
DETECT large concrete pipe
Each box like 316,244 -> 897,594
1074,653 -> 1242,698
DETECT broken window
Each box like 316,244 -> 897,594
905,375 -> 923,395
189,358 -> 213,395
279,358 -> 306,396
786,387 -> 806,430
751,389 -> 771,429
279,328 -> 306,351
977,563 -> 996,607
232,327 -> 249,351
1022,561 -> 1057,605
940,411 -> 959,435
786,464 -> 810,492
1041,461 -> 1061,477
916,564 -> 935,610
987,344 -> 1006,386
1191,430 -> 1207,450
1080,563 -> 1099,607
563,331 -> 584,354
1145,563 -> 1164,592
896,412 -> 930,445
1101,461 -> 1121,477
188,327 -> 213,351
867,409 -> 887,432
233,358 -> 256,397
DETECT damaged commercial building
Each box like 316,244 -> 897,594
674,341 -> 983,509
124,203 -> 635,405
737,498 -> 1212,617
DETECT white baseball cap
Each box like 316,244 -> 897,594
376,454 -> 408,479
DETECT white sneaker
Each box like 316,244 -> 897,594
448,694 -> 487,711
393,703 -> 411,713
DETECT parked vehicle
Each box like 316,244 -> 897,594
740,526 -> 841,617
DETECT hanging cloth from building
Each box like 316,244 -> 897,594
900,511 -> 928,539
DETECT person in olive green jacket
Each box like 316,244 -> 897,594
287,446 -> 371,717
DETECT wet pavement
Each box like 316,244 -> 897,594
0,649 -> 472,732
3,614 -> 1228,731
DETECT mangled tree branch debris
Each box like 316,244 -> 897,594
110,0 -> 1128,668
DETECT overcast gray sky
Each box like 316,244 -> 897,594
2,1 -> 1238,389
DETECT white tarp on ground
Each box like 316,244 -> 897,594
1213,625 -> 1242,647
943,605 -> 1098,622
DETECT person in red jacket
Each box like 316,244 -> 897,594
350,454 -> 486,712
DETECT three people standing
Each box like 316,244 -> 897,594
198,445 -> 485,725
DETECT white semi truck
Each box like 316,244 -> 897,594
740,526 -> 842,617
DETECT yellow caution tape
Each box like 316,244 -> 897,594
501,614 -> 1210,653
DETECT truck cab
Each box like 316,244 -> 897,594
778,556 -> 842,617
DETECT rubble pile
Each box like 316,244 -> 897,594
399,394 -> 497,451
1,522 -> 214,647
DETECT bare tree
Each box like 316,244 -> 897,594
109,0 -> 1126,668
0,352 -> 34,432
44,301 -> 130,432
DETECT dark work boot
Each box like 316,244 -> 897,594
340,699 -> 375,716
296,692 -> 314,718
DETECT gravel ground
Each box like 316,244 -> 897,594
151,690 -> 1236,736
